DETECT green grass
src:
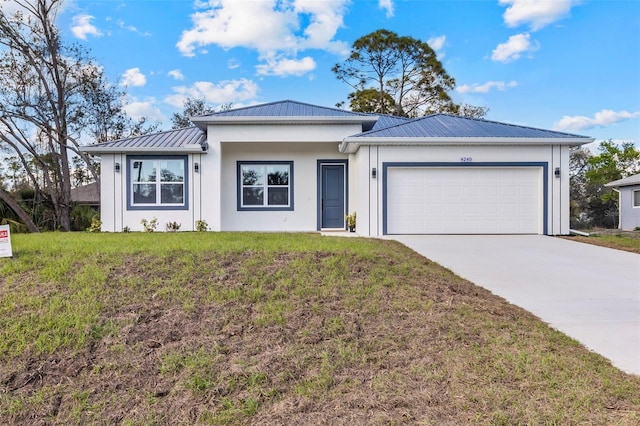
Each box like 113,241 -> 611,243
1,232 -> 639,425
563,232 -> 640,254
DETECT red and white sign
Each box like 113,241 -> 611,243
0,225 -> 12,258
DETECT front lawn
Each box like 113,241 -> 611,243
563,230 -> 640,254
1,232 -> 639,425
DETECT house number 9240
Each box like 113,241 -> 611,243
460,157 -> 473,162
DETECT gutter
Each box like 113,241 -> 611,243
80,143 -> 208,155
339,137 -> 595,153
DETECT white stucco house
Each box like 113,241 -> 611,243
605,173 -> 640,230
81,100 -> 593,236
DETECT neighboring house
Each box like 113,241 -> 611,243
605,173 -> 640,230
70,182 -> 100,208
81,100 -> 593,236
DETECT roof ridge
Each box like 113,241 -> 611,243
198,99 -> 376,118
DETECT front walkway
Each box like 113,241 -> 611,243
388,235 -> 640,375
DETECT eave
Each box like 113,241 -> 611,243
339,136 -> 595,153
81,144 -> 208,155
190,115 -> 379,131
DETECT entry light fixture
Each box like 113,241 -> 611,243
554,167 -> 560,178
194,162 -> 200,173
115,162 -> 121,173
371,167 -> 377,178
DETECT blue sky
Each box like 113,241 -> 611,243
37,1 -> 640,146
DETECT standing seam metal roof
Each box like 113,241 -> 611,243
195,99 -> 374,119
85,126 -> 206,149
352,113 -> 591,139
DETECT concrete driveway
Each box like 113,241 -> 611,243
388,235 -> 640,375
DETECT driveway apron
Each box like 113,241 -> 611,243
388,235 -> 640,375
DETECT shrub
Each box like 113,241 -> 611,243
195,220 -> 209,232
166,221 -> 181,232
141,217 -> 158,232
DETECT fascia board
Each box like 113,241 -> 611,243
339,137 -> 594,153
81,144 -> 206,155
190,115 -> 378,126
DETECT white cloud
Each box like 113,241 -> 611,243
71,14 -> 103,40
457,80 -> 518,94
116,19 -> 152,36
227,59 -> 241,70
168,69 -> 185,81
499,0 -> 578,31
256,56 -> 316,76
164,78 -> 259,108
176,0 -> 349,76
491,33 -> 538,62
428,35 -> 446,57
122,98 -> 166,122
121,68 -> 147,87
379,0 -> 394,18
553,109 -> 640,132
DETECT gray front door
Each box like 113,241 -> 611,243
321,164 -> 345,229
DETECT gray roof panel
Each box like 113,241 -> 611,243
84,126 -> 206,151
197,99 -> 373,119
355,113 -> 592,139
605,173 -> 640,188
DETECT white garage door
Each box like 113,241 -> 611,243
386,167 -> 543,234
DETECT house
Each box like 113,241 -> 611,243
81,100 -> 593,236
605,173 -> 640,230
70,182 -> 100,208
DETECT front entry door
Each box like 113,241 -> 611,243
321,164 -> 346,229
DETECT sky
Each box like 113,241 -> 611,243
11,0 -> 640,147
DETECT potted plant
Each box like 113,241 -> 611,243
345,212 -> 356,232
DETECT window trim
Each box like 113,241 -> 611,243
633,189 -> 640,208
237,161 -> 294,211
126,155 -> 189,211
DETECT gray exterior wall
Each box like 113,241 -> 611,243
618,185 -> 640,230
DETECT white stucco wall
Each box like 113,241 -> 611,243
219,142 -> 348,231
351,144 -> 572,236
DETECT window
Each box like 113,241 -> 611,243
127,156 -> 188,210
238,162 -> 293,210
634,190 -> 640,208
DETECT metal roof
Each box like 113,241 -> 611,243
605,173 -> 640,188
81,126 -> 207,154
196,99 -> 373,119
190,100 -> 379,130
354,113 -> 591,139
80,102 -> 595,156
369,114 -> 411,131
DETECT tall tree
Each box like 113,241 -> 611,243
0,0 -> 156,231
171,98 -> 231,129
570,140 -> 640,228
333,29 -> 486,118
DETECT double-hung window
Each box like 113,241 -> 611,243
127,156 -> 188,210
633,190 -> 640,208
238,161 -> 293,210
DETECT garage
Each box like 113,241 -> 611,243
385,165 -> 544,235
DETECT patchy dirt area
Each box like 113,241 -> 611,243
1,236 -> 639,425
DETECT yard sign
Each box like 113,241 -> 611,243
0,225 -> 12,258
